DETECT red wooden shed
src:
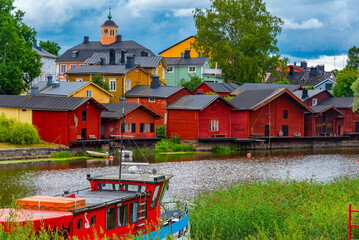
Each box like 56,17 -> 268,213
230,88 -> 313,138
193,82 -> 239,97
293,89 -> 332,107
166,95 -> 235,140
101,103 -> 162,139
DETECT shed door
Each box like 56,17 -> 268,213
356,122 -> 359,133
265,125 -> 270,137
101,122 -> 105,139
282,125 -> 288,136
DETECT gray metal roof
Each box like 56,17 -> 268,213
293,90 -> 331,101
230,88 -> 284,110
164,57 -> 209,66
34,81 -> 89,96
231,83 -> 301,96
102,19 -> 117,27
66,65 -> 135,75
310,105 -> 342,114
101,103 -> 161,118
125,85 -> 187,98
0,95 -> 103,111
57,40 -> 155,63
319,97 -> 354,108
167,95 -> 221,110
32,47 -> 57,59
203,82 -> 240,93
267,71 -> 335,86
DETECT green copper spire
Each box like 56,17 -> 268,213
108,6 -> 112,20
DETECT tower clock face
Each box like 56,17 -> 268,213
104,29 -> 108,34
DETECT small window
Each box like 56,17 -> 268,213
60,64 -> 66,73
75,78 -> 83,82
123,184 -> 145,192
162,68 -> 165,79
154,68 -> 158,75
98,183 -> 119,191
21,109 -> 27,112
91,215 -> 96,226
323,114 -> 326,122
150,185 -> 161,209
180,52 -> 184,57
325,83 -> 332,90
283,110 -> 288,119
210,120 -> 219,132
70,64 -> 76,69
106,207 -> 116,230
167,66 -> 174,73
77,218 -> 83,229
110,29 -> 115,36
124,123 -> 131,133
86,90 -> 92,97
144,123 -> 150,132
82,110 -> 87,121
312,98 -> 318,106
109,79 -> 116,91
149,98 -> 155,102
188,66 -> 196,73
130,201 -> 139,224
118,204 -> 128,227
126,80 -> 131,91
158,182 -> 168,205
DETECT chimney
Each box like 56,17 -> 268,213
121,51 -> 125,64
52,82 -> 60,88
317,65 -> 324,72
151,76 -> 160,89
294,62 -> 296,66
33,39 -> 42,51
83,36 -> 89,44
119,97 -> 126,104
184,50 -> 190,59
100,58 -> 106,65
289,66 -> 295,76
126,56 -> 135,68
117,34 -> 122,42
310,67 -> 318,76
109,49 -> 116,65
301,61 -> 307,69
197,91 -> 203,95
302,88 -> 309,99
31,86 -> 39,96
47,76 -> 53,86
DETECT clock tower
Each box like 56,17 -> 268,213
101,7 -> 118,45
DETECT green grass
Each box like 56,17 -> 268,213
0,156 -> 88,164
190,176 -> 359,240
51,151 -> 72,158
212,145 -> 238,153
155,139 -> 194,153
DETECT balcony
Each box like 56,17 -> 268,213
203,68 -> 222,76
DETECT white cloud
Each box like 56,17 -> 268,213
172,8 -> 194,17
284,18 -> 323,30
285,54 -> 348,71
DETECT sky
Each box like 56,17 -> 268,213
13,0 -> 359,71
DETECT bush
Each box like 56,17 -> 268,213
170,134 -> 180,144
155,139 -> 193,152
52,151 -> 72,158
156,124 -> 166,139
75,151 -> 86,157
212,145 -> 230,152
9,122 -> 41,145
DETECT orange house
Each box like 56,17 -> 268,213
159,36 -> 203,58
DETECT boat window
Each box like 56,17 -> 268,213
118,204 -> 128,227
158,182 -> 168,205
150,185 -> 160,209
91,215 -> 96,226
123,184 -> 145,192
106,207 -> 116,230
98,183 -> 119,191
77,218 -> 82,229
130,201 -> 139,224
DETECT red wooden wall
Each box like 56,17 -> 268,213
231,111 -> 249,138
304,114 -> 315,136
304,91 -> 331,106
102,107 -> 158,139
194,83 -> 228,97
338,108 -> 359,133
32,102 -> 102,146
166,110 -> 198,140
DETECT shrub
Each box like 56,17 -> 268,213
155,139 -> 193,152
8,122 -> 41,145
212,145 -> 230,152
156,124 -> 166,139
75,151 -> 86,157
52,151 -> 72,158
170,134 -> 180,144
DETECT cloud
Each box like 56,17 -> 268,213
172,8 -> 194,17
284,54 -> 348,71
284,18 -> 323,30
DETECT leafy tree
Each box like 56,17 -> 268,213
332,67 -> 359,97
347,46 -> 359,69
351,78 -> 359,112
0,0 -> 42,95
92,74 -> 109,91
39,40 -> 61,57
193,0 -> 284,84
180,75 -> 202,91
272,78 -> 290,85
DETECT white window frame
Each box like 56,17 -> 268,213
188,66 -> 196,73
167,66 -> 174,73
109,78 -> 116,92
154,68 -> 158,75
110,29 -> 115,36
312,98 -> 318,106
149,98 -> 155,102
86,90 -> 92,97
210,120 -> 219,132
75,78 -> 83,82
124,123 -> 131,133
70,64 -> 76,69
144,123 -> 150,132
126,80 -> 131,91
60,64 -> 66,73
162,68 -> 165,79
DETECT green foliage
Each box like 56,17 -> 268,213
75,151 -> 87,157
347,46 -> 359,70
52,151 -> 72,158
190,177 -> 359,239
351,78 -> 359,112
0,0 -> 42,94
180,75 -> 202,91
212,145 -> 237,152
193,0 -> 284,84
156,124 -> 166,139
332,67 -> 359,97
224,95 -> 234,101
155,139 -> 193,152
272,78 -> 290,84
204,91 -> 217,95
92,74 -> 110,91
39,40 -> 61,57
170,134 -> 180,144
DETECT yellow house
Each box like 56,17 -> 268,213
159,36 -> 203,58
66,62 -> 152,103
33,81 -> 114,103
0,108 -> 32,124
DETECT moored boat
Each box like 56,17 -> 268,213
86,150 -> 108,158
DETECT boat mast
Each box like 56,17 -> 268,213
119,97 -> 126,188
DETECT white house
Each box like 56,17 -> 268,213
32,42 -> 57,86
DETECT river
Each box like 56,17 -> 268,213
1,148 -> 359,206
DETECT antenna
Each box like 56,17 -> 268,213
119,97 -> 126,187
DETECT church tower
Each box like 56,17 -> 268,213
101,7 -> 118,45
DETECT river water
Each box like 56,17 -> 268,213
1,148 -> 359,206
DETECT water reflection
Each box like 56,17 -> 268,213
0,148 -> 358,206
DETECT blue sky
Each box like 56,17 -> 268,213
14,0 -> 359,70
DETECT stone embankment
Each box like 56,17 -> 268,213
0,147 -> 68,161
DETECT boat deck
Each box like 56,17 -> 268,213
88,173 -> 173,183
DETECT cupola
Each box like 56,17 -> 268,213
101,7 -> 118,45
